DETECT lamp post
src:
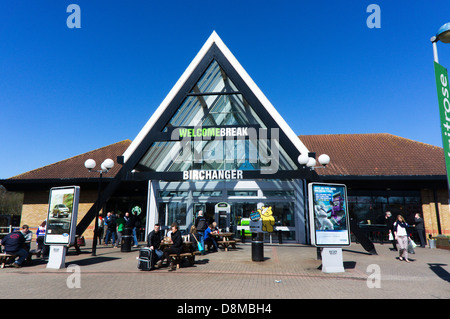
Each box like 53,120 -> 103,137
84,158 -> 114,256
298,152 -> 330,169
431,22 -> 450,63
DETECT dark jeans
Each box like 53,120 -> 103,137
7,248 -> 28,265
205,237 -> 218,251
36,236 -> 49,256
416,229 -> 426,247
105,228 -> 116,245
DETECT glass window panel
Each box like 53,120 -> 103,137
159,191 -> 188,197
192,60 -> 238,93
228,191 -> 258,196
262,202 -> 295,227
263,190 -> 295,197
158,202 -> 187,227
192,191 -> 222,197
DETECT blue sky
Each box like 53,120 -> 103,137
1,1 -> 450,179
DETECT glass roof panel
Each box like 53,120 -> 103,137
192,60 -> 238,93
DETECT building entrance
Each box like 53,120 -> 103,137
147,180 -> 305,243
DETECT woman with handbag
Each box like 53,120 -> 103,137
393,215 -> 411,263
189,225 -> 204,254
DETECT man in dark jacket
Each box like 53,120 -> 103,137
147,223 -> 163,263
1,227 -> 28,267
384,211 -> 397,251
414,213 -> 426,247
161,223 -> 183,271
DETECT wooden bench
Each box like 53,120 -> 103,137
0,250 -> 39,268
217,240 -> 236,251
168,251 -> 201,269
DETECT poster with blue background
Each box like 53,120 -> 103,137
308,183 -> 350,247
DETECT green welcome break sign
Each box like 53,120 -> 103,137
434,61 -> 450,187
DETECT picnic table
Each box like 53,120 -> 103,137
211,232 -> 237,251
0,247 -> 39,268
160,241 -> 199,269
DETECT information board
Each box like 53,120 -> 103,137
308,183 -> 350,247
44,186 -> 80,246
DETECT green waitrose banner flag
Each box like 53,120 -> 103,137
434,62 -> 450,187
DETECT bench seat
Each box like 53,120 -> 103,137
216,240 -> 236,251
168,252 -> 197,268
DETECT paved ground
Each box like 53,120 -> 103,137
0,240 -> 448,300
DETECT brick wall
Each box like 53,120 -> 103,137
421,188 -> 450,237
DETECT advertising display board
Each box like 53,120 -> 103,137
44,186 -> 80,246
308,183 -> 350,247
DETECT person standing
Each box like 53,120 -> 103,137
124,212 -> 139,247
393,215 -> 410,263
194,210 -> 207,255
384,211 -> 397,251
104,211 -> 117,246
414,213 -> 426,248
115,213 -> 125,248
103,212 -> 111,245
97,214 -> 104,245
36,220 -> 48,257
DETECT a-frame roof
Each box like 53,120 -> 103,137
122,31 -> 310,169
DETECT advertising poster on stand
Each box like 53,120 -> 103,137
308,183 -> 350,247
44,186 -> 80,246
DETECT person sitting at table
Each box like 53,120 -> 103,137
21,225 -> 33,253
147,223 -> 163,266
1,226 -> 29,268
204,223 -> 218,253
188,225 -> 200,253
211,221 -> 219,233
161,222 -> 183,271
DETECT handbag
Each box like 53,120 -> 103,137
191,233 -> 204,253
407,238 -> 416,254
77,236 -> 86,246
388,232 -> 393,241
409,238 -> 417,248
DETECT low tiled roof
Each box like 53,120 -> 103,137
6,134 -> 446,180
299,133 -> 446,177
10,140 -> 131,180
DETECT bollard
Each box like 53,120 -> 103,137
251,233 -> 264,261
121,227 -> 132,252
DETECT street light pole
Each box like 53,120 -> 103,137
84,158 -> 114,256
431,37 -> 439,63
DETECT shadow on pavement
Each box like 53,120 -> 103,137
67,256 -> 121,267
428,263 -> 450,283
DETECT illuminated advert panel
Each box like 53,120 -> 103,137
44,186 -> 80,246
308,183 -> 350,247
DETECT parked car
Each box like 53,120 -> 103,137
52,204 -> 70,218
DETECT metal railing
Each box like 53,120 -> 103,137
0,225 -> 14,236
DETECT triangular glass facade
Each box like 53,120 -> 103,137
164,60 -> 265,129
135,59 -> 298,174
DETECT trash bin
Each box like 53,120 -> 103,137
251,234 -> 264,261
121,227 -> 132,252
428,238 -> 436,249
